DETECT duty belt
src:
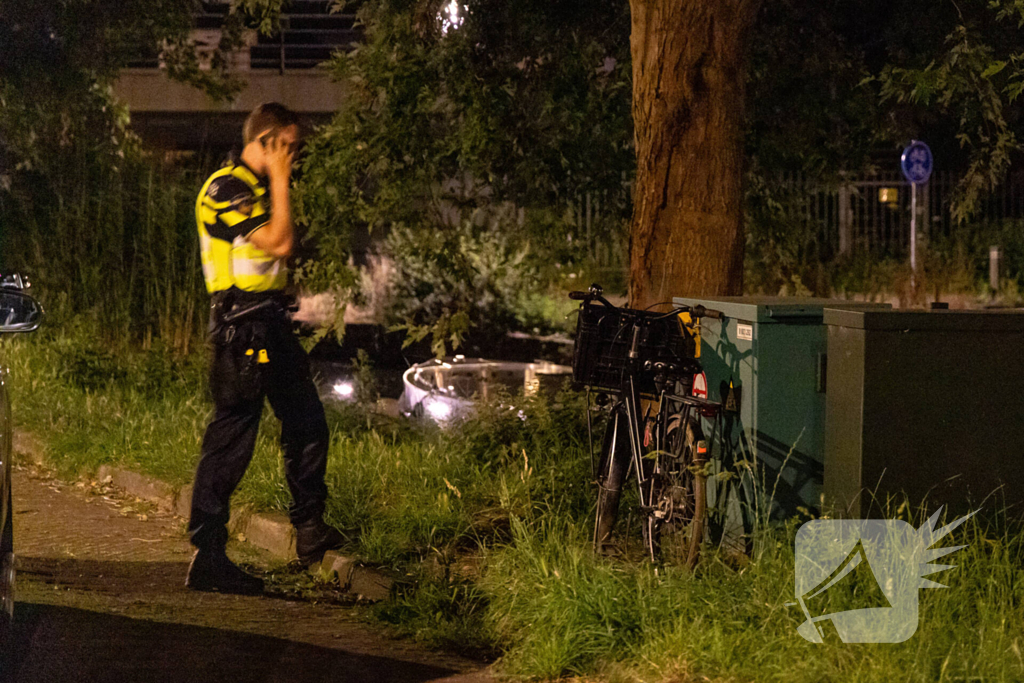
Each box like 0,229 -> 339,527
208,289 -> 292,343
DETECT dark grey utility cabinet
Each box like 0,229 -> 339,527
823,308 -> 1024,519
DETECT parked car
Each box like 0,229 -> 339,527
0,276 -> 43,648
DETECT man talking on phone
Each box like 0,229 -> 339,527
187,102 -> 343,594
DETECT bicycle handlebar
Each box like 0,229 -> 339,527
693,304 -> 723,320
570,287 -> 724,321
568,286 -> 617,310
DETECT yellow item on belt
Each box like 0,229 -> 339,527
244,348 -> 270,364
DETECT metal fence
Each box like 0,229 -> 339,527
566,188 -> 630,273
773,170 -> 1024,257
563,169 -> 1024,275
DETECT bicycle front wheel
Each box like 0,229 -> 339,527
594,404 -> 631,554
652,414 -> 707,569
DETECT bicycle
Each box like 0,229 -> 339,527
568,284 -> 724,568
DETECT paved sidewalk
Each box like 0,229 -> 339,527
4,463 -> 492,683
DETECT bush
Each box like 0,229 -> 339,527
384,210 -> 542,355
744,172 -> 830,297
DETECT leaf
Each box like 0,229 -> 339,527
981,60 -> 1008,78
1007,79 -> 1024,102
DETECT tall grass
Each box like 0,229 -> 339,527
4,326 -> 1023,682
480,511 -> 1024,682
0,149 -> 208,354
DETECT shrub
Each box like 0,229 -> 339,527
385,210 -> 542,355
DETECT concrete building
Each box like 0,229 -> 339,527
114,1 -> 357,152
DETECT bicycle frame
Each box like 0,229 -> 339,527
572,285 -> 723,562
603,385 -> 722,561
593,320 -> 722,561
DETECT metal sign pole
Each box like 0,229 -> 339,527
901,140 -> 932,294
910,182 -> 917,288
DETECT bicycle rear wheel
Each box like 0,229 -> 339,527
649,414 -> 707,569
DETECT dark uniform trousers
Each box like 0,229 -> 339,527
188,309 -> 329,551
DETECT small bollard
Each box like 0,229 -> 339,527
989,245 -> 1001,295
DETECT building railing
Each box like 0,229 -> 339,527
128,1 -> 361,73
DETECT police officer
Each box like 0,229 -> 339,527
186,102 -> 342,594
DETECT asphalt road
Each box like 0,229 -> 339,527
1,463 -> 491,683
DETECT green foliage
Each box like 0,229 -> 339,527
57,346 -> 129,392
820,219 -> 1024,303
482,508 -> 1024,682
0,0 -> 290,350
350,348 -> 379,403
385,213 -> 541,355
0,0 -> 253,175
320,0 -> 634,218
3,323 -> 210,482
745,0 -> 883,176
160,8 -> 252,103
0,151 -> 209,351
373,576 -> 495,657
829,253 -> 911,301
295,0 -> 633,349
234,0 -> 289,34
926,218 -> 1024,289
876,0 -> 1024,222
743,171 -> 831,296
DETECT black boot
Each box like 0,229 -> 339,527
295,519 -> 345,566
186,548 -> 264,595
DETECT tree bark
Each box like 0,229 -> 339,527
628,0 -> 761,309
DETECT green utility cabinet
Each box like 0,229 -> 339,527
823,309 -> 1024,519
672,297 -> 891,524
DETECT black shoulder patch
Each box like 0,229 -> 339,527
207,175 -> 253,204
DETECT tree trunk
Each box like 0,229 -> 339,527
628,0 -> 761,309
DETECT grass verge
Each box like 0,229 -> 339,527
3,323 -> 1023,682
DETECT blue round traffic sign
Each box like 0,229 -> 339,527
901,140 -> 933,184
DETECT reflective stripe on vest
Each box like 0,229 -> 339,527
195,164 -> 288,293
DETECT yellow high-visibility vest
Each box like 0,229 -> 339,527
195,160 -> 287,293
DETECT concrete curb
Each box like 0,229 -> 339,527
229,507 -> 296,559
12,431 -> 393,601
316,550 -> 394,602
94,465 -> 190,516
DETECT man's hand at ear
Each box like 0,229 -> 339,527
248,134 -> 295,258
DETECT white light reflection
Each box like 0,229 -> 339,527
440,0 -> 463,34
425,399 -> 453,421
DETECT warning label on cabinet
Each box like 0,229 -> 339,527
737,323 -> 753,341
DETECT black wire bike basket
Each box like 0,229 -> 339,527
571,302 -> 697,392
